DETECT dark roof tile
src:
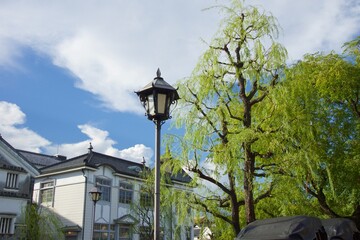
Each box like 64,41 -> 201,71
17,150 -> 62,168
40,151 -> 191,183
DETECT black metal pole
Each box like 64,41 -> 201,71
92,201 -> 96,240
154,120 -> 161,240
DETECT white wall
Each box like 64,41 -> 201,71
34,170 -> 87,240
34,165 -> 193,240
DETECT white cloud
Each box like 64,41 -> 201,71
254,0 -> 360,61
0,101 -> 51,152
44,124 -> 153,163
0,0 -> 359,168
0,0 -> 359,114
0,0 -> 220,114
0,101 -> 153,163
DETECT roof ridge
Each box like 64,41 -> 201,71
17,149 -> 57,158
40,152 -> 89,170
90,151 -> 145,166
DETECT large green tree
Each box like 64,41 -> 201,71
168,0 -> 287,237
264,38 -> 360,227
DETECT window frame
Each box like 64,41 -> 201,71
140,187 -> 153,208
0,215 -> 14,236
95,177 -> 112,202
93,223 -> 115,240
119,182 -> 133,204
139,226 -> 152,240
39,180 -> 55,206
118,224 -> 132,240
5,172 -> 19,189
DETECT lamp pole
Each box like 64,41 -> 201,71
89,187 -> 102,240
154,119 -> 161,240
136,69 -> 179,240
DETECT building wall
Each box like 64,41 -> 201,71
34,171 -> 86,227
0,191 -> 28,236
0,138 -> 39,238
34,165 -> 193,240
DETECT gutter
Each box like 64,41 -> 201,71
81,169 -> 87,240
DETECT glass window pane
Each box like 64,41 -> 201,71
148,95 -> 155,116
157,93 -> 167,114
119,182 -> 133,204
96,178 -> 111,202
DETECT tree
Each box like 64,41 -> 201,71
169,0 -> 287,237
130,158 -> 192,240
15,203 -> 64,240
265,39 -> 360,227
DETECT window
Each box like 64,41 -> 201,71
119,225 -> 132,240
5,172 -> 18,189
119,182 -> 133,204
40,181 -> 54,205
140,191 -> 152,207
139,226 -> 152,240
140,186 -> 152,207
93,223 -> 114,240
0,217 -> 13,235
95,178 -> 111,202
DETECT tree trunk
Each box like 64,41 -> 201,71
243,102 -> 256,224
243,143 -> 255,224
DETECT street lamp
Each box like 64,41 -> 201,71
136,68 -> 179,240
89,187 -> 102,239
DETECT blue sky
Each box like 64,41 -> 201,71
0,0 -> 359,166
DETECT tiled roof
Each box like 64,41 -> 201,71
0,135 -> 36,173
0,151 -> 27,172
40,151 -> 192,184
17,150 -> 62,168
40,153 -> 88,173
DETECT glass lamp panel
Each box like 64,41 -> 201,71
157,93 -> 167,114
147,94 -> 155,116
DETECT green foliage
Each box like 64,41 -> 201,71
170,0 -> 360,234
133,162 -> 193,239
343,36 -> 360,64
169,0 -> 287,237
266,45 -> 360,221
15,203 -> 65,240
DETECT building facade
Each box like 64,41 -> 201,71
0,136 -> 39,238
32,149 -> 193,240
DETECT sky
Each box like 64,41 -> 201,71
0,0 -> 359,166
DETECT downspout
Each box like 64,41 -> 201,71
82,169 -> 87,240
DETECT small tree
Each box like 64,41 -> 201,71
15,203 -> 64,240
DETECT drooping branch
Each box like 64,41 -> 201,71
254,183 -> 274,204
303,182 -> 340,218
186,84 -> 224,140
189,166 -> 231,196
350,96 -> 360,119
193,195 -> 233,225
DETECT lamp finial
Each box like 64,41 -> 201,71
156,68 -> 161,78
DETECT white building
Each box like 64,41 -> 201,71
32,147 -> 193,240
0,136 -> 39,238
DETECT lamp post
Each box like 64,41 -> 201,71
136,68 -> 179,240
89,187 -> 102,240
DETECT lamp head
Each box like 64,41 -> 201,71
89,187 -> 102,204
136,68 -> 180,121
